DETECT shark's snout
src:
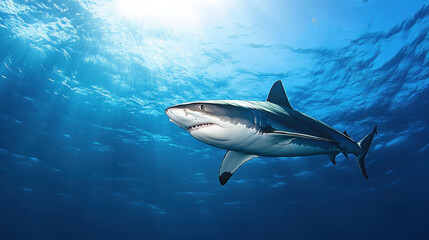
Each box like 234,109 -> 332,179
166,104 -> 219,133
165,107 -> 179,121
165,106 -> 190,129
164,107 -> 174,118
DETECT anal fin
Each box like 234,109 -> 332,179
340,149 -> 349,159
219,151 -> 258,185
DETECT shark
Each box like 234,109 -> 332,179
165,81 -> 377,185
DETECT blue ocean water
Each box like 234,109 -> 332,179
0,0 -> 428,239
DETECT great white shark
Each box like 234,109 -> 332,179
165,81 -> 377,185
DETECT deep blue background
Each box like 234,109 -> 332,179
0,0 -> 428,239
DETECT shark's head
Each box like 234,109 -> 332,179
165,81 -> 293,151
165,101 -> 257,148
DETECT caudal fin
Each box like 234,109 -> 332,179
356,126 -> 378,179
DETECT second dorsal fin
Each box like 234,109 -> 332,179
266,80 -> 292,109
343,130 -> 349,137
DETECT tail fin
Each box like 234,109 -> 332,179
356,126 -> 378,179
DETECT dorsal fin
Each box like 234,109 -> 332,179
266,80 -> 292,109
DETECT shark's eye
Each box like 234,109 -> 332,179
199,104 -> 205,111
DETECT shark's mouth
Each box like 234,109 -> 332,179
188,123 -> 215,132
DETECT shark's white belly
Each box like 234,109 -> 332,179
236,134 -> 337,157
194,123 -> 338,157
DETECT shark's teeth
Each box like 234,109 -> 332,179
188,123 -> 215,131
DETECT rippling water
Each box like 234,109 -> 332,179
0,1 -> 428,239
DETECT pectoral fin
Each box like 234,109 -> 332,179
219,151 -> 258,185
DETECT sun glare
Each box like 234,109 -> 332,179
114,0 -> 223,30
